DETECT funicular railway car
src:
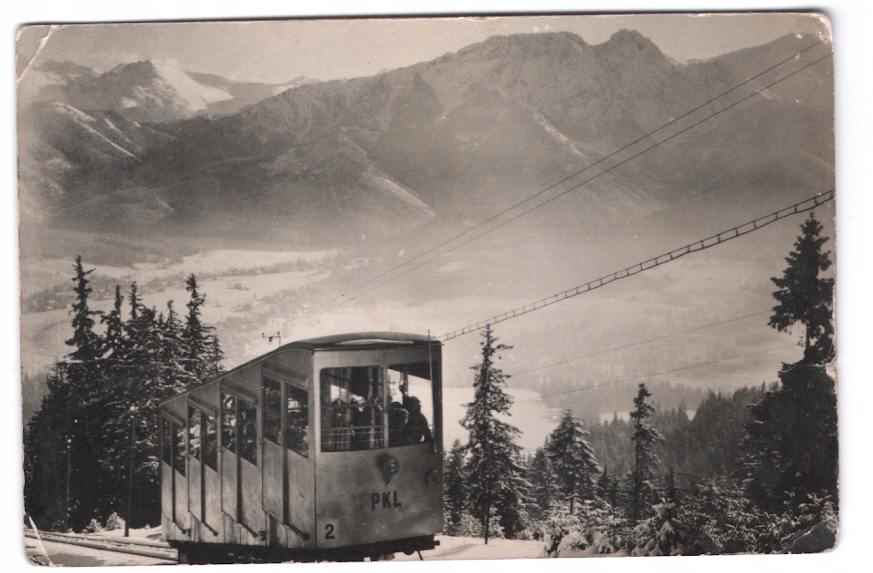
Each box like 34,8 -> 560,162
159,333 -> 443,563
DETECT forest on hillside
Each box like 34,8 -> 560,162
24,258 -> 225,531
444,213 -> 837,555
22,213 -> 837,556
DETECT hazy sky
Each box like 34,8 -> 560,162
17,13 -> 828,84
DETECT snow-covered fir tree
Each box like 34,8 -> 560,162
461,325 -> 528,543
630,383 -> 664,524
544,409 -> 600,514
527,445 -> 561,525
24,262 -> 225,531
182,274 -> 223,379
443,439 -> 468,531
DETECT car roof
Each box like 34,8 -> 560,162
159,332 -> 438,406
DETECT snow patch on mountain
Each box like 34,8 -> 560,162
45,102 -> 138,159
271,76 -> 319,96
363,171 -> 436,217
530,109 -> 588,160
148,60 -> 234,108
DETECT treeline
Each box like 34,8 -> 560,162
586,385 -> 769,479
444,213 -> 837,555
24,256 -> 224,532
539,378 -> 709,423
447,352 -> 836,554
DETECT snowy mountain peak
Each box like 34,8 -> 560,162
102,59 -> 233,113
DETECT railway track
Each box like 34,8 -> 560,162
25,529 -> 177,563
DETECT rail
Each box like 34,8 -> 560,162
24,529 -> 177,562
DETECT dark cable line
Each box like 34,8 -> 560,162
304,50 -> 833,320
511,310 -> 772,377
441,189 -> 833,341
301,40 -> 825,318
540,344 -> 797,398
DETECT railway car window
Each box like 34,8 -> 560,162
173,422 -> 186,475
388,363 -> 434,447
262,377 -> 282,444
188,406 -> 201,461
161,417 -> 172,465
286,384 -> 308,457
239,400 -> 258,465
204,413 -> 218,470
221,392 -> 237,454
321,366 -> 384,452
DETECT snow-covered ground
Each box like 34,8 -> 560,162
24,528 -> 546,566
23,527 -> 172,567
88,527 -> 165,542
25,537 -> 172,567
395,535 -> 544,561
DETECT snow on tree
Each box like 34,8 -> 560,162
630,383 -> 665,524
63,256 -> 110,528
182,274 -> 223,379
741,363 -> 838,513
527,445 -> 561,525
443,439 -> 468,530
24,263 -> 225,531
101,286 -> 125,360
597,467 -> 616,506
673,477 -> 774,554
544,409 -> 600,514
66,256 -> 102,369
770,492 -> 838,553
553,499 -> 628,557
461,325 -> 528,543
630,500 -> 716,556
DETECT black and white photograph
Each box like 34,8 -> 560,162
11,6 -> 853,566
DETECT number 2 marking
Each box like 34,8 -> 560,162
324,524 -> 336,539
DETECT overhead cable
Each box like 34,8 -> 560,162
441,190 -> 834,341
301,47 -> 832,319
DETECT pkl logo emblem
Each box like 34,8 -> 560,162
371,491 -> 402,510
380,454 -> 400,484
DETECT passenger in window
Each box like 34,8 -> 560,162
351,399 -> 381,450
403,396 -> 432,444
327,398 -> 355,451
388,402 -> 410,447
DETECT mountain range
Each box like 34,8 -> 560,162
18,30 -> 834,260
18,28 -> 836,426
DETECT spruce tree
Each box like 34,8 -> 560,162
64,256 -> 109,528
461,326 -> 527,542
24,268 -> 226,531
527,446 -> 560,522
24,257 -> 108,530
443,439 -> 468,529
630,383 -> 664,524
545,409 -> 600,514
769,212 -> 834,364
67,256 -> 102,369
101,286 -> 125,361
183,274 -> 207,374
24,372 -> 72,529
742,214 -> 839,513
598,467 -> 617,507
182,274 -> 223,379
